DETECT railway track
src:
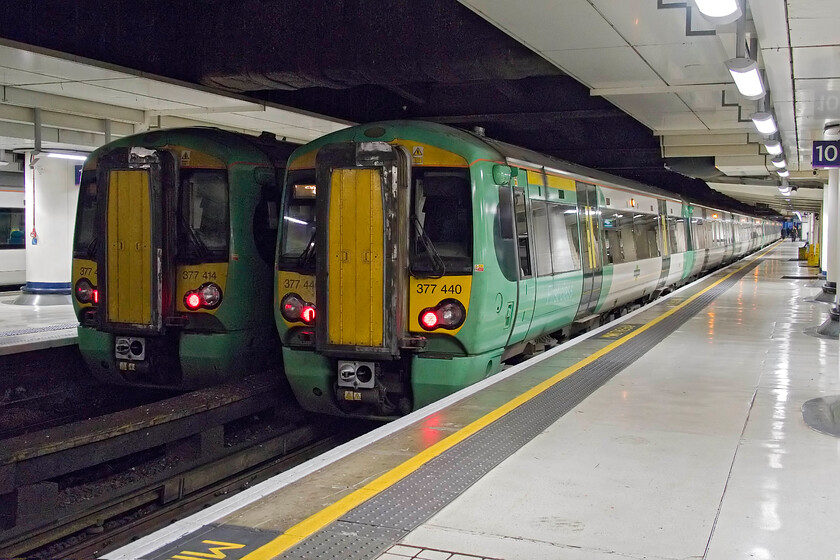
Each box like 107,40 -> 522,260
0,371 -> 358,559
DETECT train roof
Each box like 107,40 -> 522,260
289,120 -> 774,222
86,126 -> 297,168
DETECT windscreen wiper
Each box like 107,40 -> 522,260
297,231 -> 317,269
411,215 -> 445,278
179,214 -> 208,259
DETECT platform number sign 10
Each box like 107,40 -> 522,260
813,140 -> 840,168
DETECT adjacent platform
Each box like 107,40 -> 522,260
105,240 -> 840,560
0,291 -> 77,355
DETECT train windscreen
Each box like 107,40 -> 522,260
73,177 -> 97,257
410,168 -> 472,276
278,170 -> 317,272
178,169 -> 229,263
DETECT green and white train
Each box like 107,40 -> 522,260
275,120 -> 778,419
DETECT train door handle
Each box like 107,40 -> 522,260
341,251 -> 349,262
363,251 -> 372,263
505,302 -> 514,327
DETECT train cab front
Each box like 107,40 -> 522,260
72,142 -> 236,389
277,136 -> 477,419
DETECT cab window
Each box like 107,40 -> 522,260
410,168 -> 472,276
178,169 -> 229,263
278,170 -> 317,271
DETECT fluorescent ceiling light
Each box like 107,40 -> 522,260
779,186 -> 791,195
777,169 -> 790,177
694,0 -> 742,24
725,58 -> 765,100
771,156 -> 787,169
764,141 -> 783,155
48,152 -> 88,161
751,112 -> 777,135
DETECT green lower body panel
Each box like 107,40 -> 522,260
283,347 -> 505,418
282,347 -> 336,415
78,326 -> 279,389
411,350 -> 504,409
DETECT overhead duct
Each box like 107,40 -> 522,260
664,157 -> 724,180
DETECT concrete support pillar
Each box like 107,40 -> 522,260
822,193 -> 829,275
813,124 -> 840,336
15,152 -> 81,305
825,176 -> 838,282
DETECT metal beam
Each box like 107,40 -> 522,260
1,86 -> 145,123
422,109 -> 626,124
591,83 -> 731,96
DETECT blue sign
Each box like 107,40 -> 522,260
74,165 -> 82,185
813,140 -> 840,168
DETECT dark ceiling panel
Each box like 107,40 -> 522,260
0,0 -> 774,214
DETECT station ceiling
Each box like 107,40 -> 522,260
0,0 -> 836,218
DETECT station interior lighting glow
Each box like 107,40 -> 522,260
47,152 -> 88,161
777,169 -> 790,178
725,58 -> 765,100
764,141 -> 783,155
771,156 -> 787,169
751,112 -> 778,135
694,0 -> 742,24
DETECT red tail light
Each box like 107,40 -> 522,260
75,278 -> 97,304
185,292 -> 201,310
281,293 -> 316,325
301,305 -> 316,324
184,282 -> 223,310
420,310 -> 438,329
418,299 -> 466,331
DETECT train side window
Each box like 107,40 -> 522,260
690,219 -> 706,250
513,188 -> 532,278
0,207 -> 24,250
548,203 -> 580,272
253,181 -> 281,265
633,214 -> 660,259
531,199 -> 552,277
669,217 -> 687,253
73,179 -> 98,257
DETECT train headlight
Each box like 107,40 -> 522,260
281,293 -> 316,324
418,299 -> 466,331
199,283 -> 222,308
184,282 -> 223,310
75,278 -> 96,304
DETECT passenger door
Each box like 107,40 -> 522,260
506,187 -> 536,345
574,182 -> 603,319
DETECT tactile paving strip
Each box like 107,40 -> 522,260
280,259 -> 764,559
0,323 -> 78,337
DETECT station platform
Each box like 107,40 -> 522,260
0,291 -> 77,355
105,239 -> 840,560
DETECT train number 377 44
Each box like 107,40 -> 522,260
283,279 -> 315,289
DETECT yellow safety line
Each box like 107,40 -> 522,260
241,240 -> 781,560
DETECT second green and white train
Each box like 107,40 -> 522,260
274,120 -> 779,419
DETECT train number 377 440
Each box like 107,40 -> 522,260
416,283 -> 462,295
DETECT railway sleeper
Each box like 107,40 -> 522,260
0,373 -> 285,539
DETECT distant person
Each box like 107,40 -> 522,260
8,229 -> 23,245
790,228 -> 797,242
